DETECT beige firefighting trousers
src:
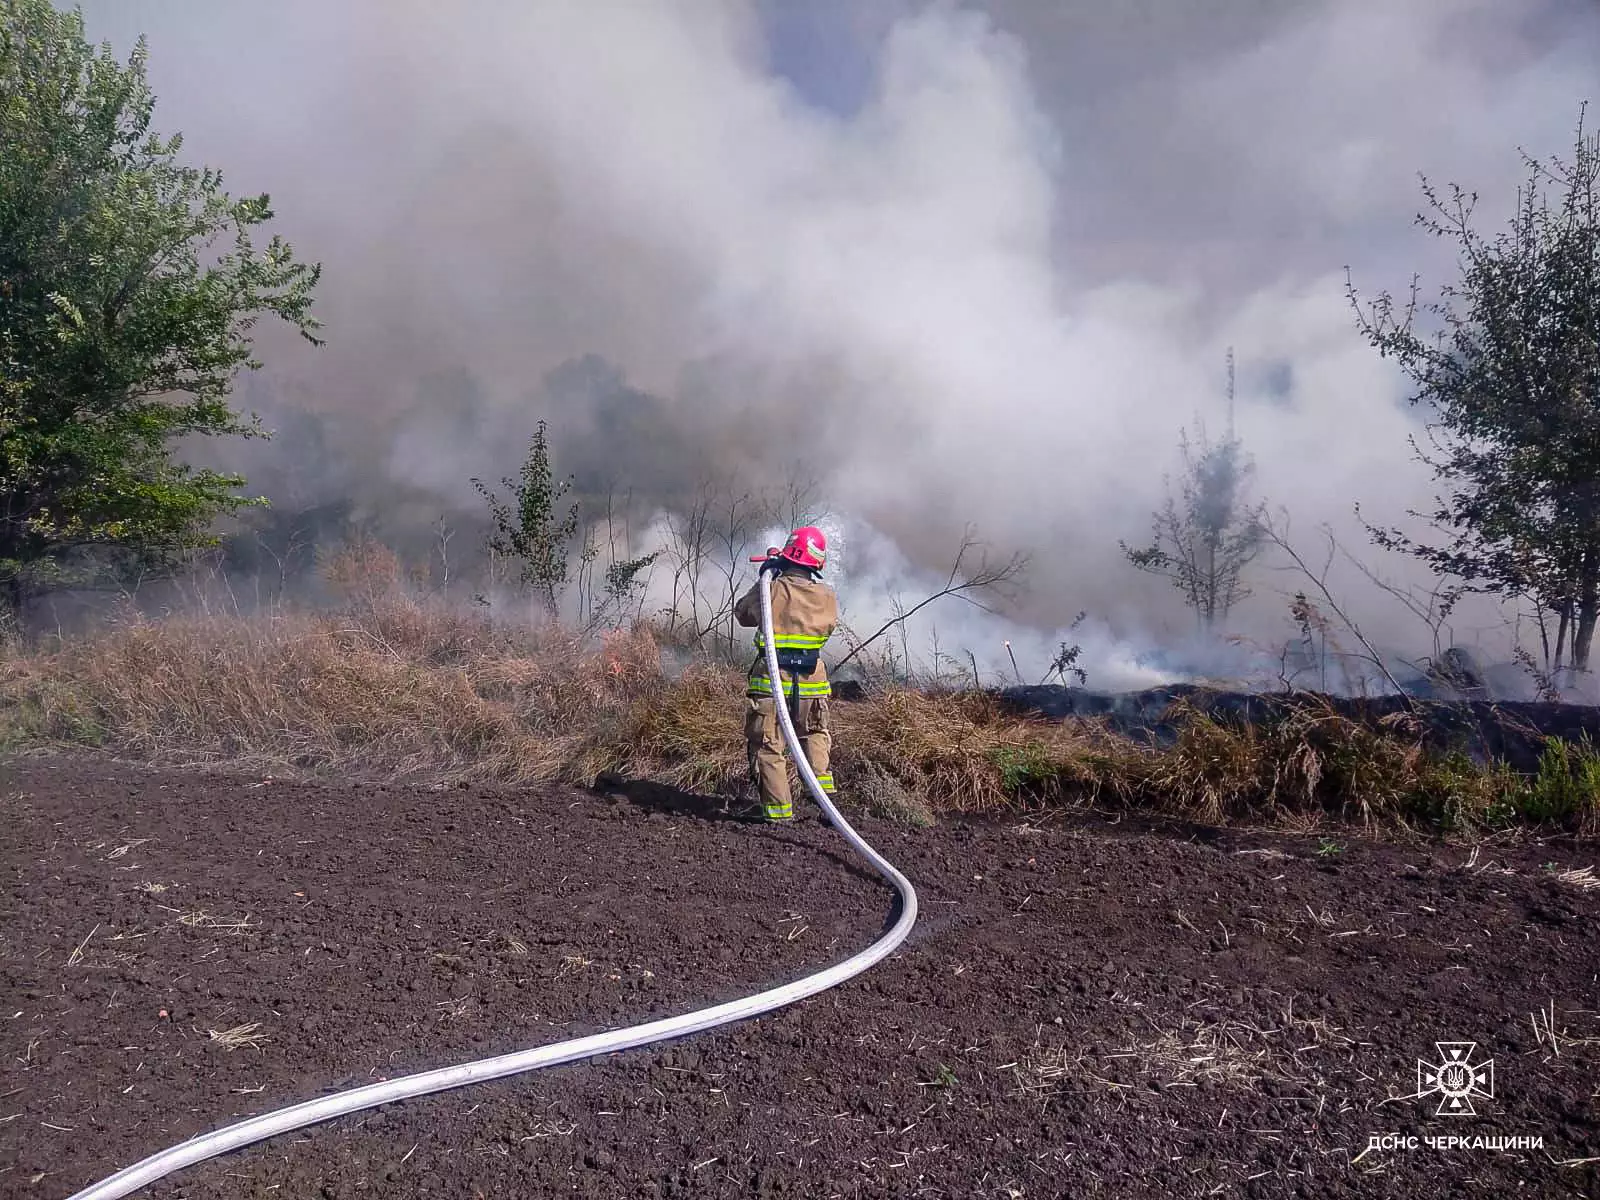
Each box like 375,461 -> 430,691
745,692 -> 834,821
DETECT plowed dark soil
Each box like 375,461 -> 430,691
2,758 -> 1597,1199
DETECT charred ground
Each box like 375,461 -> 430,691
993,681 -> 1600,775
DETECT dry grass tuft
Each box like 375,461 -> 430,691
1552,865 -> 1599,892
833,689 -> 1125,815
175,910 -> 257,934
207,1021 -> 268,1051
1112,696 -> 1505,829
594,661 -> 747,794
850,759 -> 936,828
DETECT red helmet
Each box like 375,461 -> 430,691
778,525 -> 827,570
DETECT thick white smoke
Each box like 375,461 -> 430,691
68,0 -> 1600,689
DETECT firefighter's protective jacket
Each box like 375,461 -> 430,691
734,565 -> 838,698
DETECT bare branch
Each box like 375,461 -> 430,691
1260,509 -> 1413,706
834,529 -> 1028,671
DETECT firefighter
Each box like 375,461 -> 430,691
733,525 -> 838,823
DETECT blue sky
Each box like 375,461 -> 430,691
757,0 -> 893,116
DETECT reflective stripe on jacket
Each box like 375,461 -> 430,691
734,567 -> 838,698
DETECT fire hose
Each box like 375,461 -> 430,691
66,561 -> 920,1200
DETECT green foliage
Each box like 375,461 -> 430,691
603,552 -> 659,605
472,419 -> 589,614
0,0 -> 322,607
1403,738 -> 1600,834
1511,735 -> 1600,827
1047,611 -> 1089,686
1350,106 -> 1600,675
990,741 -> 1056,795
1407,752 -> 1512,832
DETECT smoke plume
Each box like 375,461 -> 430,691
69,0 -> 1600,689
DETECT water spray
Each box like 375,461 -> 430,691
65,564 -> 919,1200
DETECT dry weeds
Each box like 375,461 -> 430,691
175,910 -> 257,934
1529,1001 -> 1600,1057
1017,1000 -> 1363,1104
1,594 -> 1595,834
65,924 -> 98,967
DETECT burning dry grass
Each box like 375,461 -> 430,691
1,595 -> 1596,835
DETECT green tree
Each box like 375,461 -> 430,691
0,0 -> 321,611
1349,107 -> 1600,677
1122,352 -> 1267,632
472,419 -> 592,616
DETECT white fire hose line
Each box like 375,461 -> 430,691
67,570 -> 919,1200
